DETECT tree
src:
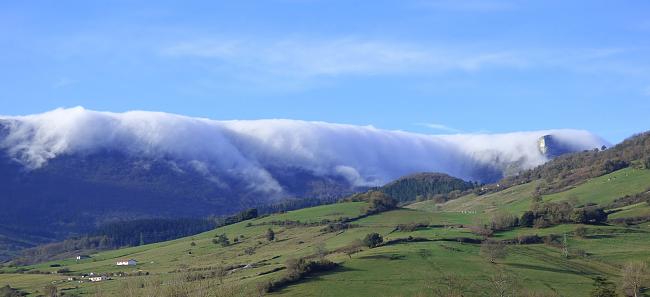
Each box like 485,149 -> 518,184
342,239 -> 364,259
364,191 -> 398,214
621,262 -> 647,297
520,211 -> 535,227
43,284 -> 57,297
485,270 -> 518,297
644,156 -> 650,170
266,228 -> 275,242
285,257 -> 308,279
561,233 -> 569,258
480,240 -> 507,264
490,213 -> 519,231
575,226 -> 588,239
0,285 -> 26,297
213,234 -> 230,247
215,265 -> 227,284
430,273 -> 473,297
363,233 -> 383,248
469,217 -> 494,238
590,277 -> 616,297
601,159 -> 629,174
313,241 -> 327,260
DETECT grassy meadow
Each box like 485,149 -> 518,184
1,169 -> 650,296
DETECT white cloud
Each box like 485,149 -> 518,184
0,108 -> 608,194
160,38 -> 524,78
417,122 -> 462,133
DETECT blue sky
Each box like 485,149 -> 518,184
1,1 -> 649,143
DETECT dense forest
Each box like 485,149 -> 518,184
10,209 -> 263,265
378,172 -> 477,203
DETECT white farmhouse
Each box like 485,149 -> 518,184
116,259 -> 137,266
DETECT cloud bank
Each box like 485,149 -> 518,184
0,107 -> 607,194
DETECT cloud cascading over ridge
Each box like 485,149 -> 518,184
0,107 -> 608,194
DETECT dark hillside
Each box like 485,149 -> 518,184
379,172 -> 476,203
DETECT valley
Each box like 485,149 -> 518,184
1,163 -> 649,296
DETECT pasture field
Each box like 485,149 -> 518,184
2,169 -> 650,297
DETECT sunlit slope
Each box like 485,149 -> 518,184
2,168 -> 650,297
409,167 -> 650,217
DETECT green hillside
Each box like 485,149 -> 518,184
2,168 -> 650,297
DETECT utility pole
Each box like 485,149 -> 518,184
562,233 -> 569,258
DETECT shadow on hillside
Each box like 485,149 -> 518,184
504,263 -> 591,276
586,234 -> 616,239
271,266 -> 361,293
357,253 -> 406,261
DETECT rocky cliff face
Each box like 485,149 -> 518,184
538,134 -> 574,158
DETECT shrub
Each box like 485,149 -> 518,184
0,285 -> 27,297
520,211 -> 535,227
320,223 -> 352,233
572,207 -> 608,224
363,233 -> 383,248
543,234 -> 561,246
533,217 -> 550,228
266,228 -> 275,241
480,240 -> 507,263
263,259 -> 339,293
590,277 -> 616,297
575,226 -> 588,238
516,234 -> 543,244
244,247 -> 256,255
365,191 -> 398,214
469,225 -> 494,237
490,213 -> 519,231
395,222 -> 428,232
601,159 -> 629,174
213,234 -> 230,247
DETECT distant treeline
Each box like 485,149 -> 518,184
11,208 -> 264,265
257,197 -> 341,215
378,172 -> 477,203
94,218 -> 218,247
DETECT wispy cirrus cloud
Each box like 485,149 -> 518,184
160,38 -> 525,78
159,37 -> 650,95
416,122 -> 462,133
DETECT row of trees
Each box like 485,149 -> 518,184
470,203 -> 608,239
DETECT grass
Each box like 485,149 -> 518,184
2,169 -> 650,296
609,203 -> 650,219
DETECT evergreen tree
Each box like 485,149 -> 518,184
266,228 -> 275,241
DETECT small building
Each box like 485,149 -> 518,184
76,255 -> 90,260
89,276 -> 108,282
116,259 -> 137,266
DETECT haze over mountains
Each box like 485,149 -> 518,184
0,107 -> 608,257
1,107 -> 607,186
